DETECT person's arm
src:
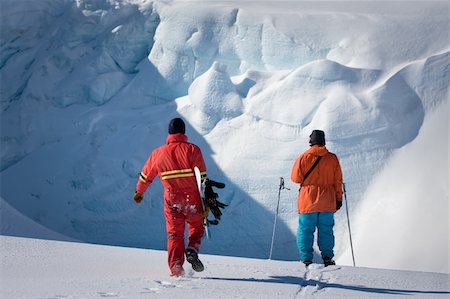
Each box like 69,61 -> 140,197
192,145 -> 207,182
290,155 -> 303,184
134,151 -> 159,202
334,155 -> 343,201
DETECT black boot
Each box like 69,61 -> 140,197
303,260 -> 312,267
323,257 -> 335,267
186,249 -> 204,272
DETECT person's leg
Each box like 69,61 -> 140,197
185,202 -> 205,272
186,211 -> 205,253
317,212 -> 335,262
165,207 -> 186,276
297,213 -> 318,263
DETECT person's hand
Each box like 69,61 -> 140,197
336,200 -> 342,211
134,192 -> 144,204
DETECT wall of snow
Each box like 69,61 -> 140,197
1,0 -> 449,272
344,101 -> 449,274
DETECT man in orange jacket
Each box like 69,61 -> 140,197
291,130 -> 343,267
133,118 -> 207,276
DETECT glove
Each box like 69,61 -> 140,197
134,192 -> 144,204
207,197 -> 228,220
206,179 -> 225,189
204,179 -> 227,220
336,200 -> 342,211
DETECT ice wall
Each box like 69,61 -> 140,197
1,0 -> 448,268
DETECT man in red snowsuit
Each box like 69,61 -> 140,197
134,118 -> 207,276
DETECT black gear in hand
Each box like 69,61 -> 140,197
204,179 -> 228,220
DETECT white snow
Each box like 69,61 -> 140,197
344,102 -> 449,274
1,0 -> 449,294
1,235 -> 449,299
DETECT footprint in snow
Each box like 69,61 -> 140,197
154,280 -> 177,288
140,287 -> 160,294
97,292 -> 119,297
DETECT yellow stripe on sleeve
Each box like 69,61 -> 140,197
139,172 -> 147,183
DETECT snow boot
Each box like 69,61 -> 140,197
186,249 -> 204,272
169,264 -> 185,277
323,257 -> 335,267
303,260 -> 313,267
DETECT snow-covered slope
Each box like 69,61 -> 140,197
341,100 -> 449,274
1,235 -> 449,299
0,197 -> 76,242
1,0 -> 449,274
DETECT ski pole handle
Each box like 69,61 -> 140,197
279,177 -> 290,191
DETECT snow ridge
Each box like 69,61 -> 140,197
1,0 -> 449,274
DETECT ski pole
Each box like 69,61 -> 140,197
344,183 -> 356,267
269,177 -> 289,260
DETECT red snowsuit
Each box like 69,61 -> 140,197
136,133 -> 207,275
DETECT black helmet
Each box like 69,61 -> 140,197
309,130 -> 325,146
168,118 -> 185,134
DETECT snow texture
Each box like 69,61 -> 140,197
1,235 -> 449,299
1,0 -> 449,278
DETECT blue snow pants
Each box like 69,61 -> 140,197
297,212 -> 335,262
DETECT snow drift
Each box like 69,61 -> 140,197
1,0 -> 449,274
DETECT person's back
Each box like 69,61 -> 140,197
290,130 -> 343,267
145,133 -> 206,193
292,144 -> 342,213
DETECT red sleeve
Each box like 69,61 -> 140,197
191,145 -> 207,182
135,150 -> 159,194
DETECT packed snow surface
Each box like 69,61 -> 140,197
1,235 -> 449,299
1,0 -> 449,275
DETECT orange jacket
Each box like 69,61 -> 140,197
291,145 -> 343,213
136,133 -> 207,195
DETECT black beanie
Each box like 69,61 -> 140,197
168,118 -> 185,134
309,130 -> 325,146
